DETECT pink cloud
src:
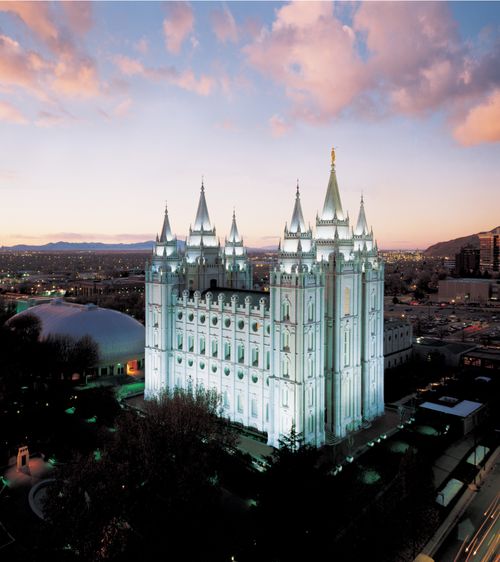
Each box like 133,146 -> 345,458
269,114 -> 291,137
0,100 -> 28,124
0,34 -> 46,94
61,1 -> 93,35
134,37 -> 149,55
163,2 -> 194,54
244,2 -> 365,122
0,1 -> 58,46
113,97 -> 132,117
112,55 -> 214,96
52,54 -> 100,97
211,5 -> 238,44
454,89 -> 500,145
242,1 -> 500,144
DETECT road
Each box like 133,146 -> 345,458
436,460 -> 499,562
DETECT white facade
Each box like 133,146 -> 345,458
145,151 -> 385,448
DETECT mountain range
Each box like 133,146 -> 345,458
424,226 -> 499,257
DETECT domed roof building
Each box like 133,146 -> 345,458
10,299 -> 145,377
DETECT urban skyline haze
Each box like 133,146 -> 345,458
1,1 -> 499,250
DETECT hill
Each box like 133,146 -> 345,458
424,226 -> 499,257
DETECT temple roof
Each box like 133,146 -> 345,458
159,203 -> 174,242
193,181 -> 213,231
290,182 -> 306,233
320,159 -> 344,221
354,196 -> 369,236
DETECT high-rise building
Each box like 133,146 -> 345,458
145,151 -> 385,448
479,227 -> 500,273
455,244 -> 480,276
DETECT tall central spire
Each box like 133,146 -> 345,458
290,181 -> 306,233
321,148 -> 344,221
193,179 -> 212,231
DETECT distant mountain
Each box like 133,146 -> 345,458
424,226 -> 499,257
1,241 -> 157,252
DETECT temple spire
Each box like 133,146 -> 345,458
193,179 -> 212,231
228,209 -> 241,243
354,195 -> 369,236
159,202 -> 173,242
321,148 -> 344,221
289,180 -> 306,233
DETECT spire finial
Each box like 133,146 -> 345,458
296,179 -> 300,196
331,146 -> 336,166
201,175 -> 204,192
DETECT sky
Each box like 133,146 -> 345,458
0,1 -> 499,250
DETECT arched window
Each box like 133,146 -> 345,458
282,299 -> 290,321
188,334 -> 194,352
238,344 -> 245,364
283,358 -> 290,378
308,329 -> 314,351
177,332 -> 183,350
308,300 -> 314,322
224,341 -> 231,361
282,330 -> 290,351
199,336 -> 205,355
252,347 -> 259,367
308,356 -> 314,378
212,339 -> 218,358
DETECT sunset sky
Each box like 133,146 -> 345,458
1,1 -> 499,249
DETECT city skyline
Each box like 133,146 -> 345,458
1,1 -> 499,250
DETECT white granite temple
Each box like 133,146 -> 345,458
145,150 -> 385,448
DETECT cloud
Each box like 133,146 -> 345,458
112,55 -> 214,96
244,1 -> 500,144
61,1 -> 93,35
52,54 -> 100,97
34,110 -> 67,127
454,89 -> 500,145
0,100 -> 28,123
0,1 -> 58,46
113,97 -> 132,117
211,5 -> 238,44
134,37 -> 149,54
163,2 -> 194,54
0,34 -> 47,95
269,114 -> 291,137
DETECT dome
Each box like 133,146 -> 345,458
10,300 -> 144,366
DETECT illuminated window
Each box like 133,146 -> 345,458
308,330 -> 314,351
283,359 -> 289,378
343,287 -> 351,316
282,388 -> 289,407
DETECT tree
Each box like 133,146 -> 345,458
41,388 -> 242,561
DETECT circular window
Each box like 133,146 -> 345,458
224,367 -> 230,376
252,322 -> 259,332
199,361 -> 205,370
237,370 -> 244,380
177,312 -> 183,320
252,375 -> 258,384
211,364 -> 217,373
199,314 -> 205,324
188,359 -> 193,367
224,318 -> 231,328
177,356 -> 182,364
188,313 -> 194,322
238,320 -> 244,330
212,316 -> 218,326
